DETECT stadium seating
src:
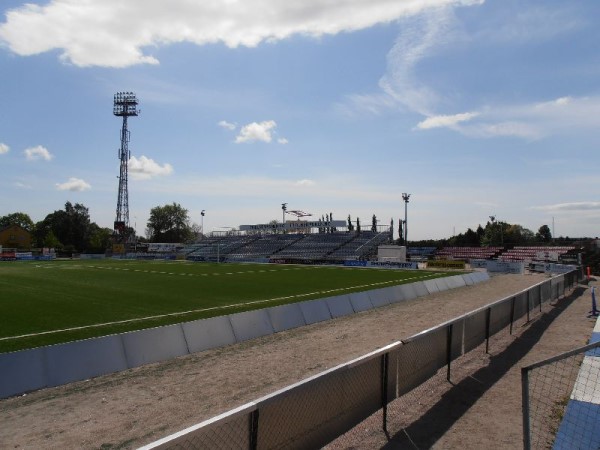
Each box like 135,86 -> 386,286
498,246 -> 575,262
436,247 -> 503,261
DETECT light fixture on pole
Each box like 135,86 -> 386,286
282,203 -> 287,225
201,210 -> 205,236
402,193 -> 411,245
489,215 -> 503,246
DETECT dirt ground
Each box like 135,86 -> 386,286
0,273 -> 596,449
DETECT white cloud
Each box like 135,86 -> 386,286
458,96 -> 600,139
296,179 -> 316,187
235,120 -> 277,144
0,143 -> 9,154
218,120 -> 236,131
14,181 -> 32,189
0,0 -> 483,68
532,202 -> 600,212
277,138 -> 289,145
56,177 -> 91,192
379,6 -> 465,116
416,111 -> 479,130
128,155 -> 173,180
24,145 -> 53,161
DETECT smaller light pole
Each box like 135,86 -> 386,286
201,210 -> 205,236
489,215 -> 503,246
402,193 -> 411,245
282,203 -> 287,232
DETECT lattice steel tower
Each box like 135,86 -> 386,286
113,92 -> 139,241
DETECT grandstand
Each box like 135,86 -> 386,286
182,230 -> 392,263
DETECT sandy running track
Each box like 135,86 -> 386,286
0,273 -> 594,449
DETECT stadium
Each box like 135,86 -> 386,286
0,105 -> 598,447
2,6 -> 600,446
1,204 -> 598,449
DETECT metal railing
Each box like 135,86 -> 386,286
140,269 -> 583,450
522,340 -> 600,450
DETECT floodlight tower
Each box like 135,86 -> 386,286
113,92 -> 139,242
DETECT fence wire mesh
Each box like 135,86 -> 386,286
154,412 -> 251,450
523,342 -> 600,450
257,357 -> 382,450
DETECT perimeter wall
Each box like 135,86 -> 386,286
0,273 -> 488,399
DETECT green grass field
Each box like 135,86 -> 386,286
0,259 -> 455,353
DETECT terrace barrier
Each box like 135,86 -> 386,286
139,269 -> 583,450
0,273 -> 487,399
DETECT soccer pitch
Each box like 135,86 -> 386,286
0,260 -> 454,353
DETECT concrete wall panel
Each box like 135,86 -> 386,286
267,303 -> 307,333
348,291 -> 374,313
122,324 -> 189,367
367,288 -> 391,308
299,299 -> 332,325
462,273 -> 476,285
182,316 -> 237,354
424,279 -> 440,294
448,275 -> 466,289
475,272 -> 490,283
229,309 -> 275,343
434,277 -> 451,292
45,335 -> 127,387
325,295 -> 354,318
395,283 -> 417,302
0,348 -> 46,399
412,281 -> 429,298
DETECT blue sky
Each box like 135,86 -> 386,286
1,0 -> 599,240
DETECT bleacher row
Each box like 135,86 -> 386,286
408,246 -> 577,263
182,231 -> 390,263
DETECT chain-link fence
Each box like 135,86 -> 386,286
140,270 -> 583,450
522,340 -> 600,450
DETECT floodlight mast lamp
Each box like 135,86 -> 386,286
113,92 -> 139,241
402,193 -> 411,245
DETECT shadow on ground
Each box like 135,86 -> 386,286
382,285 -> 587,449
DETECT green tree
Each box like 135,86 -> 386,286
41,230 -> 62,249
87,224 -> 113,253
0,212 -> 35,232
536,225 -> 552,243
34,202 -> 91,252
448,228 -> 480,246
146,203 -> 193,242
503,224 -> 534,245
371,214 -> 377,232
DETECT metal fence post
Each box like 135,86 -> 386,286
510,296 -> 516,335
521,367 -> 531,450
249,409 -> 259,450
526,290 -> 531,323
446,323 -> 453,381
381,353 -> 389,434
485,307 -> 491,354
539,284 -> 543,312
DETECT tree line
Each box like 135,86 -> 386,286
407,221 -> 555,248
1,202 -> 197,253
0,203 -> 568,253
